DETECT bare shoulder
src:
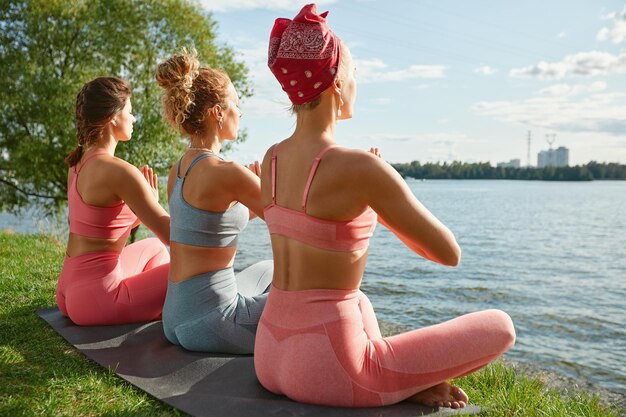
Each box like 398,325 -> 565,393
101,156 -> 141,181
261,145 -> 275,167
81,155 -> 144,192
219,159 -> 252,185
221,158 -> 242,171
329,146 -> 390,177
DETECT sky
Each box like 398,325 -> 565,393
198,0 -> 626,166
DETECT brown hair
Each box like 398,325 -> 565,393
156,49 -> 232,136
65,77 -> 131,167
291,39 -> 352,114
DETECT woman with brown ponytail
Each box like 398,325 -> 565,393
156,50 -> 273,354
56,76 -> 171,325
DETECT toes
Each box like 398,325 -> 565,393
448,400 -> 467,409
452,386 -> 469,403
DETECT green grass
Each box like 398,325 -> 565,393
0,232 -> 622,416
0,232 -> 181,416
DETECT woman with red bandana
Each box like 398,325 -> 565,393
254,4 -> 516,409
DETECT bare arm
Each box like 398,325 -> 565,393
127,165 -> 159,229
167,163 -> 178,203
227,162 -> 265,221
361,154 -> 461,266
108,160 -> 170,244
245,161 -> 262,220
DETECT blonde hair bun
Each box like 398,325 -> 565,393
156,48 -> 200,128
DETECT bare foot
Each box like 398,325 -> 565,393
406,382 -> 469,409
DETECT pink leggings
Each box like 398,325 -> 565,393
254,285 -> 515,407
56,238 -> 170,325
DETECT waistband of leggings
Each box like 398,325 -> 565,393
64,250 -> 121,263
262,284 -> 363,327
168,266 -> 234,286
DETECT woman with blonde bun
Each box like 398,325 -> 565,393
56,76 -> 170,326
156,50 -> 273,353
253,4 -> 515,409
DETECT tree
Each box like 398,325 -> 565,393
0,0 -> 251,214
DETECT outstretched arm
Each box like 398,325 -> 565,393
227,162 -> 265,221
361,153 -> 461,266
245,160 -> 262,220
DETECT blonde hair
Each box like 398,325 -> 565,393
291,39 -> 352,114
156,48 -> 232,136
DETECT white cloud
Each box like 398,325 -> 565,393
597,5 -> 626,44
355,58 -> 445,84
357,132 -> 470,162
474,65 -> 497,76
235,42 -> 293,118
510,51 -> 626,80
471,91 -> 626,135
588,80 -> 608,93
360,132 -> 469,143
538,81 -> 607,96
199,0 -> 337,12
366,97 -> 392,105
557,31 -> 567,39
538,84 -> 572,96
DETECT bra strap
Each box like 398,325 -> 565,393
301,145 -> 336,211
270,144 -> 279,204
176,157 -> 183,178
181,152 -> 218,179
75,151 -> 109,174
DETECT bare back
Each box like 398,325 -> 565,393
66,154 -> 167,256
66,159 -> 129,255
167,153 -> 263,282
261,139 -> 373,291
261,138 -> 462,292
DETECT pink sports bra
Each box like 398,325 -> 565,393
68,152 -> 137,239
264,144 -> 377,252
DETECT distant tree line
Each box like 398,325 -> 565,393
391,161 -> 626,181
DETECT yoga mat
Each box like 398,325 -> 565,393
38,307 -> 481,417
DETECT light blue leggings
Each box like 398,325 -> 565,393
162,260 -> 273,354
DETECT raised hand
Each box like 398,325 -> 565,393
140,165 -> 159,202
369,147 -> 381,158
248,160 -> 261,178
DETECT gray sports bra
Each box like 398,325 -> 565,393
169,152 -> 249,247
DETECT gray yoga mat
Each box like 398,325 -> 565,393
37,307 -> 481,417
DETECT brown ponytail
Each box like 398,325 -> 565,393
65,77 -> 132,167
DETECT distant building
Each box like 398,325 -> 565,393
497,159 -> 521,168
537,150 -> 553,168
555,146 -> 569,167
537,146 -> 569,168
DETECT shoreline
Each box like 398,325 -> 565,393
378,321 -> 626,411
507,359 -> 625,411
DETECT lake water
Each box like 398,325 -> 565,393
240,180 -> 626,395
3,180 -> 625,394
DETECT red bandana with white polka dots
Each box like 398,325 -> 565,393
268,3 -> 341,105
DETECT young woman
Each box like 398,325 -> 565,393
156,50 -> 273,354
56,77 -> 170,325
254,4 -> 516,409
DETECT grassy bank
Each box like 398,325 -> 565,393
0,232 -> 622,416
